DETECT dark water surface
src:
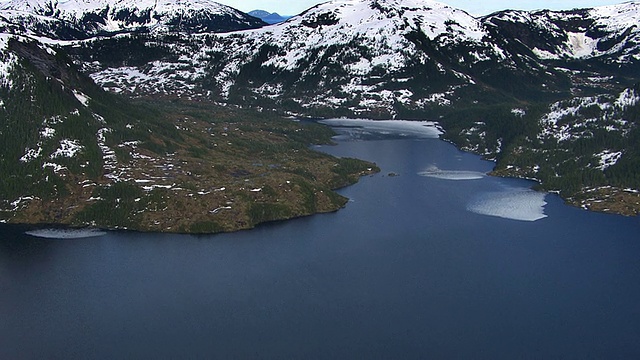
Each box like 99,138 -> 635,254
2,121 -> 640,359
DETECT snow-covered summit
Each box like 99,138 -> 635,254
166,0 -> 525,113
276,0 -> 485,40
0,0 -> 266,38
223,0 -> 492,74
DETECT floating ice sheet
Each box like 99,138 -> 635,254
25,228 -> 107,239
418,166 -> 485,180
467,188 -> 548,222
319,119 -> 441,138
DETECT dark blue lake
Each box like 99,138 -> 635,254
1,120 -> 639,359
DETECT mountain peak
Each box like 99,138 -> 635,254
0,0 -> 267,38
277,0 -> 483,41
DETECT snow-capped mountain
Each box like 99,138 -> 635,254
3,0 -> 639,132
483,1 -> 640,67
0,0 -> 266,39
71,0 -> 639,117
83,0 -> 569,116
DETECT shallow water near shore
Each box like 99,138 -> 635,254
1,120 -> 639,359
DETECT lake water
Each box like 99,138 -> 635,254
1,120 -> 640,359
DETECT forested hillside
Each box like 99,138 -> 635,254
0,35 -> 377,232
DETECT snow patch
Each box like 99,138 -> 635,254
20,147 -> 42,162
468,188 -> 548,222
9,196 -> 35,211
566,32 -> 597,58
319,118 -> 441,138
615,88 -> 639,108
210,206 -> 232,214
51,139 -> 83,158
40,127 -> 55,139
72,90 -> 90,106
421,93 -> 451,106
0,35 -> 18,89
96,127 -> 120,181
532,47 -> 558,60
43,162 -> 66,173
418,165 -> 485,180
539,96 -> 609,142
596,150 -> 622,170
25,228 -> 106,239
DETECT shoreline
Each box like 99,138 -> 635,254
4,116 -> 637,237
5,161 -> 380,236
323,117 -> 639,217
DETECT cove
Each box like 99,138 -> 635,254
1,119 -> 640,359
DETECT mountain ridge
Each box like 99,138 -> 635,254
69,0 -> 640,113
0,0 -> 267,39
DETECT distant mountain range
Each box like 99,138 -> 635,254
248,10 -> 291,24
0,0 -> 639,230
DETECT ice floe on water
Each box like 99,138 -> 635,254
319,118 -> 442,139
467,188 -> 548,222
418,165 -> 485,180
25,228 -> 107,239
